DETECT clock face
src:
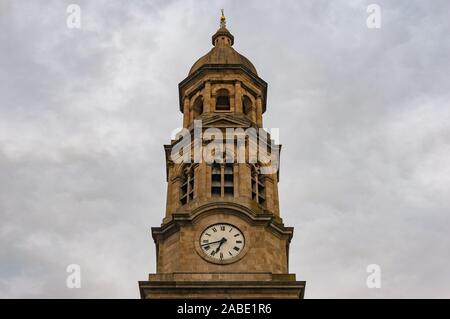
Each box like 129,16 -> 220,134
199,223 -> 245,263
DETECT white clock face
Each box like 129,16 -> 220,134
199,223 -> 245,262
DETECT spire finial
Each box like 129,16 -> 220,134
220,9 -> 226,28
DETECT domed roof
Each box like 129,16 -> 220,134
180,12 -> 267,114
188,24 -> 258,76
189,44 -> 258,76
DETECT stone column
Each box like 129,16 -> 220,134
220,164 -> 225,197
204,81 -> 211,113
189,98 -> 194,123
196,163 -> 210,202
183,97 -> 190,128
164,177 -> 173,220
234,81 -> 243,113
239,163 -> 252,199
251,106 -> 257,123
233,163 -> 239,198
262,175 -> 275,213
256,96 -> 263,128
166,171 -> 182,219
211,90 -> 216,112
205,164 -> 212,199
272,173 -> 280,216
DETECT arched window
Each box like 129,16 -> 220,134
180,165 -> 195,206
224,163 -> 234,196
211,163 -> 221,196
242,95 -> 252,116
193,96 -> 203,118
216,89 -> 230,111
211,163 -> 234,197
251,166 -> 265,206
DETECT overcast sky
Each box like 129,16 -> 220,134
1,0 -> 449,298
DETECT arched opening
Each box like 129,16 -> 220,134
180,165 -> 195,206
251,166 -> 265,206
242,95 -> 252,116
211,163 -> 234,197
216,89 -> 230,111
193,96 -> 203,118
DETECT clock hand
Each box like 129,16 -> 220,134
214,237 -> 227,253
200,239 -> 225,247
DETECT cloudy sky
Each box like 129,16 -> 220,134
1,0 -> 449,298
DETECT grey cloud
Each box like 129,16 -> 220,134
1,0 -> 449,298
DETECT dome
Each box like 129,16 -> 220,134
188,26 -> 258,76
189,45 -> 258,76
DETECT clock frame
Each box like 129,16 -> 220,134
195,222 -> 248,265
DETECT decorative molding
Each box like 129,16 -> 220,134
151,202 -> 293,243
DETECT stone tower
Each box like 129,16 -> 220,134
139,13 -> 305,299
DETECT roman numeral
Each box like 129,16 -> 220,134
234,233 -> 240,237
228,251 -> 233,256
236,240 -> 242,244
220,225 -> 225,231
204,245 -> 210,250
210,250 -> 216,256
202,240 -> 209,243
233,246 -> 240,251
205,233 -> 211,236
212,227 -> 217,232
220,252 -> 223,260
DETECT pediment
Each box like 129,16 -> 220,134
201,114 -> 252,128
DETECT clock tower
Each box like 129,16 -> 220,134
139,12 -> 305,299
